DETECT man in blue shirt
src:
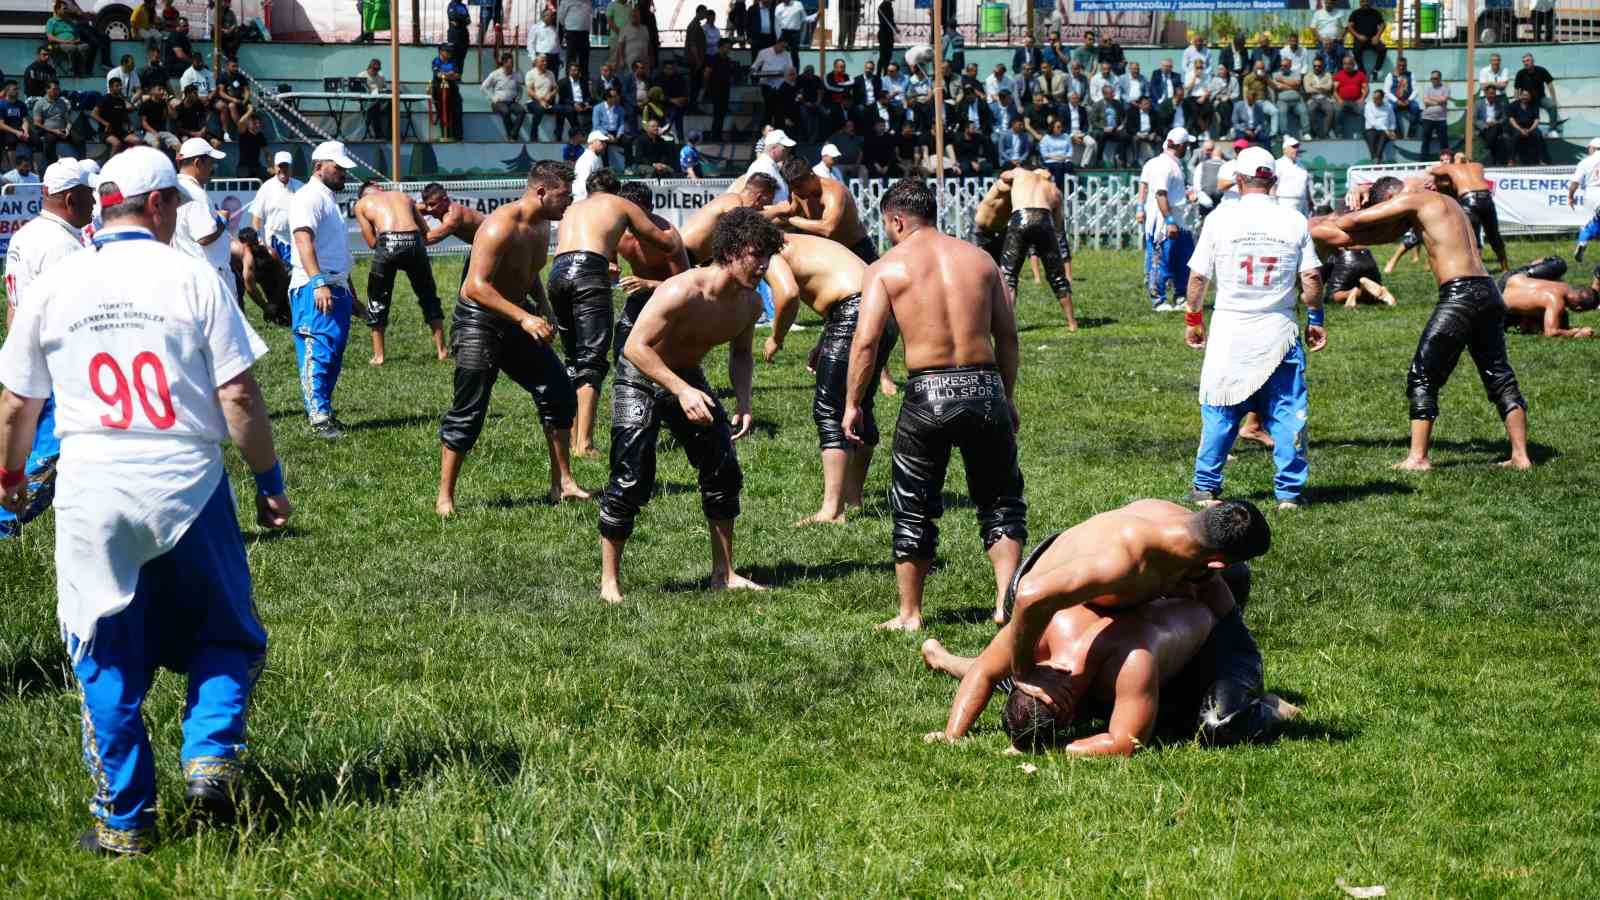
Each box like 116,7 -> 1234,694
680,131 -> 705,177
432,44 -> 463,140
998,117 -> 1033,168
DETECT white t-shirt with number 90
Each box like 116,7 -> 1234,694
0,226 -> 269,653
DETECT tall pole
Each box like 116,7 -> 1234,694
412,0 -> 421,45
1465,0 -> 1477,160
932,0 -> 945,225
212,0 -> 222,74
391,0 -> 402,182
818,0 -> 828,75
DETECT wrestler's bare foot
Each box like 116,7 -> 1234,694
920,638 -> 965,677
548,481 -> 594,503
369,354 -> 385,366
599,580 -> 624,604
992,605 -> 1007,626
793,509 -> 847,528
878,372 -> 898,396
1238,427 -> 1274,448
435,495 -> 455,517
710,572 -> 766,591
571,445 -> 603,460
1392,456 -> 1433,472
436,347 -> 450,361
1344,299 -> 1357,309
1262,693 -> 1301,721
1498,454 -> 1533,470
1066,319 -> 1078,332
924,730 -> 952,744
875,614 -> 922,632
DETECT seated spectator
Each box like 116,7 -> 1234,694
953,120 -> 994,176
561,129 -> 584,162
217,57 -> 251,141
0,83 -> 31,169
1219,34 -> 1249,87
1182,58 -> 1216,138
236,109 -> 268,178
1124,94 -> 1167,164
29,80 -> 78,163
1119,61 -> 1147,105
138,82 -> 179,151
825,118 -> 865,179
129,0 -> 159,41
656,61 -> 688,136
23,46 -> 58,99
1060,91 -> 1096,166
1073,31 -> 1098,73
1478,52 -> 1510,99
1311,0 -> 1345,64
1023,90 -> 1054,141
1243,60 -> 1274,119
1476,83 -> 1511,165
1090,83 -> 1125,167
1332,54 -> 1368,139
1013,33 -> 1043,73
1148,58 -> 1182,119
1304,55 -> 1335,139
1180,33 -> 1210,78
92,76 -> 138,155
895,122 -> 928,175
108,54 -> 142,101
482,53 -> 526,140
161,17 -> 195,79
217,1 -> 245,61
641,87 -> 669,132
1346,0 -> 1386,75
861,118 -> 900,177
1362,88 -> 1396,162
794,65 -> 822,141
1249,33 -> 1276,75
1100,36 -> 1126,76
1,150 -> 39,189
1206,65 -> 1236,137
432,44 -> 464,141
953,85 -> 991,136
822,58 -> 851,134
593,87 -> 626,151
1066,61 -> 1090,103
1418,69 -> 1450,158
1383,56 -> 1418,138
1514,53 -> 1559,134
1035,60 -> 1067,106
1509,87 -> 1548,164
45,3 -> 93,77
1273,56 -> 1308,140
1088,61 -> 1117,104
630,118 -> 677,176
680,130 -> 704,178
524,54 -> 558,141
998,114 -> 1033,169
172,82 -> 217,148
1232,90 -> 1271,146
138,46 -> 169,99
1038,118 -> 1074,183
557,62 -> 594,142
362,58 -> 390,140
989,89 -> 1021,140
1279,34 -> 1309,75
883,62 -> 910,107
527,8 -> 562,73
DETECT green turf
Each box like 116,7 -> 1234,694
3,241 -> 1600,896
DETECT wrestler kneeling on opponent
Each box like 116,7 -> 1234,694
922,560 -> 1297,755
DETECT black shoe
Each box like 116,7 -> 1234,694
1576,244 -> 1586,263
184,777 -> 240,825
1185,488 -> 1220,507
310,419 -> 344,439
78,825 -> 152,856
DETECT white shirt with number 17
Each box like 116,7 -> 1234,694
0,227 -> 267,655
1188,193 -> 1318,406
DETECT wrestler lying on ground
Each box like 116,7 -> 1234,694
551,169 -> 682,458
1003,498 -> 1271,705
1327,177 -> 1531,471
922,562 -> 1297,755
763,233 -> 897,526
354,180 -> 447,363
1498,255 -> 1598,338
1310,205 -> 1397,307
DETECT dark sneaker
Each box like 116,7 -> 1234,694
78,825 -> 152,856
1185,488 -> 1219,507
184,777 -> 240,824
1576,245 -> 1586,262
310,419 -> 343,439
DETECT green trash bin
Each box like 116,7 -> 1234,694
980,3 -> 1008,36
1419,0 -> 1440,36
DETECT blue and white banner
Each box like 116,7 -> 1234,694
1347,164 -> 1586,234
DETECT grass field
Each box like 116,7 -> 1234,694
3,238 -> 1600,896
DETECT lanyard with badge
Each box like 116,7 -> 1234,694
92,230 -> 157,249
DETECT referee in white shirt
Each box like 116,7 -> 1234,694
0,146 -> 289,855
289,140 -> 361,438
1273,136 -> 1311,215
1183,146 -> 1326,510
249,151 -> 303,263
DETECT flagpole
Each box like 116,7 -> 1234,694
391,0 -> 401,182
1464,0 -> 1477,160
932,0 -> 945,227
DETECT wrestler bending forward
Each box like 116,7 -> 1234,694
597,208 -> 786,604
997,168 -> 1076,330
764,232 -> 897,526
923,560 -> 1296,755
844,179 -> 1027,631
354,180 -> 448,364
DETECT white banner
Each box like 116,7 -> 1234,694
1347,164 -> 1588,235
0,190 -> 44,257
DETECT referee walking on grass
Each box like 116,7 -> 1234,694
289,140 -> 360,438
0,146 -> 291,856
1182,146 -> 1326,511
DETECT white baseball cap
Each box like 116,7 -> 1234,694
820,143 -> 841,159
1282,135 -> 1300,149
766,129 -> 798,148
42,158 -> 90,195
178,137 -> 227,161
77,158 -> 100,176
273,150 -> 293,166
1165,126 -> 1192,146
1237,146 -> 1277,178
311,140 -> 360,168
586,129 -> 612,143
97,146 -> 179,204
1588,136 -> 1600,149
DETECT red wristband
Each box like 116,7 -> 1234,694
0,467 -> 22,490
1185,311 -> 1204,327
